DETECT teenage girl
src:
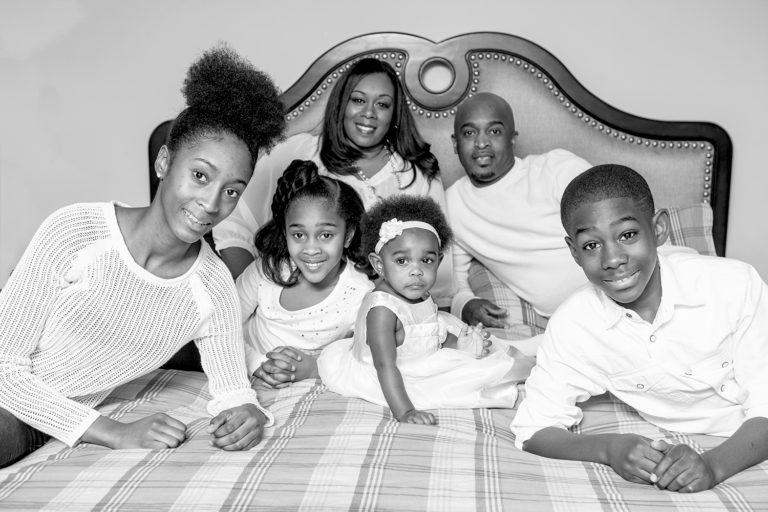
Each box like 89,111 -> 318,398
317,196 -> 533,424
0,45 -> 285,467
238,160 -> 374,386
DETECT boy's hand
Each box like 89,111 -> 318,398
606,434 -> 666,484
462,299 -> 507,328
398,409 -> 437,425
650,442 -> 717,492
207,404 -> 267,451
254,346 -> 318,388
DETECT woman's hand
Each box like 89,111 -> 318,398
207,404 -> 267,451
83,414 -> 187,449
253,346 -> 318,388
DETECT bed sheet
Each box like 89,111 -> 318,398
1,369 -> 766,511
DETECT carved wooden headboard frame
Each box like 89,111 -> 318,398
149,32 -> 731,255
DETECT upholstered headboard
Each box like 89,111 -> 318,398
149,31 -> 731,255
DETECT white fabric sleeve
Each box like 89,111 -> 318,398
212,197 -> 259,256
511,314 -> 606,449
0,207 -> 103,446
235,260 -> 263,324
235,261 -> 268,374
734,265 -> 768,422
425,178 -> 456,308
193,268 -> 274,427
450,240 -> 479,318
213,133 -> 320,254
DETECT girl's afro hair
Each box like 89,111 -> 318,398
169,43 -> 285,163
360,195 -> 453,256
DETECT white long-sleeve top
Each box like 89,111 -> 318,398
511,252 -> 768,448
236,259 -> 374,374
446,149 -> 591,318
213,133 -> 455,306
0,202 -> 270,447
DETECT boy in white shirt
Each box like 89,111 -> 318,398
511,164 -> 768,492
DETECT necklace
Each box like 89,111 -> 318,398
355,148 -> 402,198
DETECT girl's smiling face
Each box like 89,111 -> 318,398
370,228 -> 442,303
285,197 -> 351,289
155,132 -> 252,245
565,196 -> 668,320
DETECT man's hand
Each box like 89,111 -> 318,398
208,404 -> 267,451
462,298 -> 508,328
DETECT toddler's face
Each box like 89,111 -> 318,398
285,198 -> 350,288
372,228 -> 441,303
565,196 -> 665,315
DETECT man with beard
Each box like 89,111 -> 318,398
446,93 -> 591,335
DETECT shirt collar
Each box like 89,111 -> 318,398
594,251 -> 704,329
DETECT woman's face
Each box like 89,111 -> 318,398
342,72 -> 395,152
155,132 -> 252,245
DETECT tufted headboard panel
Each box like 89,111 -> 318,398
149,32 -> 731,254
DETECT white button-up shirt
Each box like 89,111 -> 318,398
512,252 -> 768,448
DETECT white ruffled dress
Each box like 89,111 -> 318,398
318,291 -> 528,410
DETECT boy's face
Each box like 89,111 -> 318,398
565,197 -> 668,318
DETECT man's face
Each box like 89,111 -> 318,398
452,96 -> 517,187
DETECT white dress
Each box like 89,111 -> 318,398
236,260 -> 374,375
318,291 -> 526,410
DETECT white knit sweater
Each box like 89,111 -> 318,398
0,202 -> 270,447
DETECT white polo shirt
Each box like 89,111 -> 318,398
512,251 -> 768,448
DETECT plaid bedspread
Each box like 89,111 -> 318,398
1,369 -> 766,511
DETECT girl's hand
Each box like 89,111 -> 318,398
456,323 -> 492,358
84,413 -> 187,449
254,346 -> 318,388
398,409 -> 437,425
207,404 -> 267,451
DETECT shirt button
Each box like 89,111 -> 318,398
636,383 -> 645,390
625,312 -> 632,319
684,370 -> 692,376
720,384 -> 726,392
649,334 -> 656,343
721,361 -> 729,368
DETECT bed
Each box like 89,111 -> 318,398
2,32 -> 756,511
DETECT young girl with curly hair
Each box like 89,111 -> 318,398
213,58 -> 455,307
239,160 -> 374,387
317,196 -> 533,424
0,44 -> 285,467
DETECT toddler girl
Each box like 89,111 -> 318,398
317,196 -> 532,424
237,160 -> 374,385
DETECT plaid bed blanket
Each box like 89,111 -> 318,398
1,369 -> 766,511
